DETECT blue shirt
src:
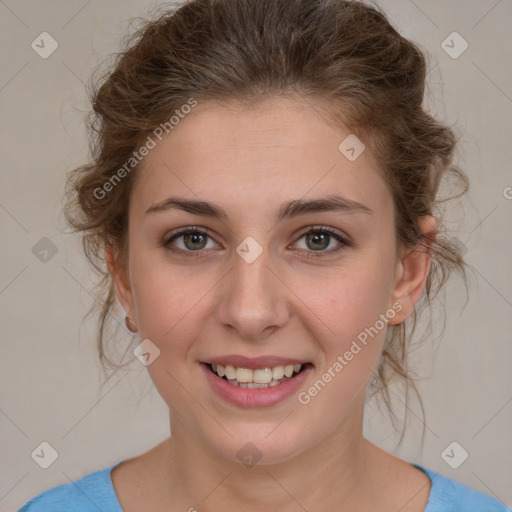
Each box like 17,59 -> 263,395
18,462 -> 509,511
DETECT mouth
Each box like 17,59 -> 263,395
203,361 -> 314,389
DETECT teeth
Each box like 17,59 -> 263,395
210,362 -> 305,384
272,365 -> 284,380
227,379 -> 282,388
284,365 -> 294,378
253,368 -> 273,384
225,365 -> 236,380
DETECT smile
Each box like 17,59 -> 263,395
200,361 -> 314,407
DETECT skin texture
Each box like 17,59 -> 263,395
107,95 -> 436,511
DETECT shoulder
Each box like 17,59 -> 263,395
415,465 -> 510,512
18,462 -> 124,512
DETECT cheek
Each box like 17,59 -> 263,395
313,259 -> 394,330
130,255 -> 207,354
131,266 -> 208,411
300,255 -> 395,373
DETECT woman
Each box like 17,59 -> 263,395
19,0 -> 509,510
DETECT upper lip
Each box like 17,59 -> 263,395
204,355 -> 311,369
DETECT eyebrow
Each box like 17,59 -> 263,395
145,194 -> 372,222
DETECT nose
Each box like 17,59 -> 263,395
215,243 -> 290,341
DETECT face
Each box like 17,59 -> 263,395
109,95 -> 433,465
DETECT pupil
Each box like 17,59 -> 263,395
307,232 -> 329,250
186,232 -> 206,250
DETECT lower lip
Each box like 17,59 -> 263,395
200,363 -> 313,408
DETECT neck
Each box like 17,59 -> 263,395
160,401 -> 375,511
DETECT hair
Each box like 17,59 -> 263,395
63,0 -> 468,445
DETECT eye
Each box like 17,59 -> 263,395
163,225 -> 350,258
163,226 -> 219,257
292,226 -> 350,258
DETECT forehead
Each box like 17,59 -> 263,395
131,96 -> 392,221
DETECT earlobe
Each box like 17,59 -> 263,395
388,216 -> 437,325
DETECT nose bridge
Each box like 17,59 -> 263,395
216,237 -> 288,339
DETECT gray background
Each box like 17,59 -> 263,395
1,0 -> 511,510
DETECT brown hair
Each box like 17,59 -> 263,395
63,0 -> 468,443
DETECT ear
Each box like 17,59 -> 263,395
388,216 -> 437,325
106,245 -> 135,321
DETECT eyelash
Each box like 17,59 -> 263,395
163,225 -> 350,260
